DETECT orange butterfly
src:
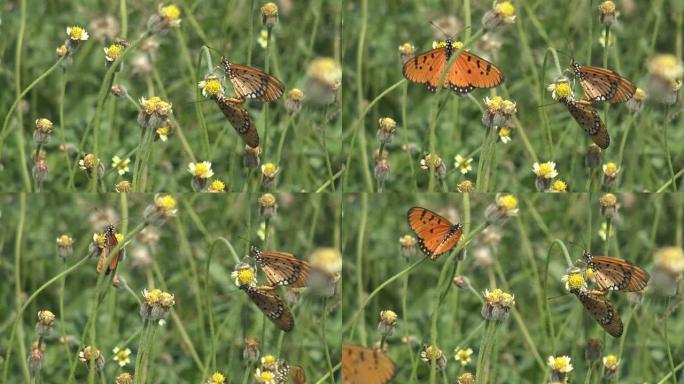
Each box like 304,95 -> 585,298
251,245 -> 311,288
571,60 -> 636,103
570,288 -> 623,337
220,57 -> 284,102
96,224 -> 124,275
561,98 -> 610,149
240,285 -> 294,332
275,361 -> 306,384
407,207 -> 463,260
583,251 -> 650,292
402,40 -> 504,94
213,94 -> 259,148
342,344 -> 396,384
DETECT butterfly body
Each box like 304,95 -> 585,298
571,288 -> 623,337
407,207 -> 463,260
342,344 -> 396,384
251,245 -> 311,288
561,98 -> 609,149
213,94 -> 259,148
402,40 -> 504,95
571,60 -> 636,103
96,224 -> 123,275
584,251 -> 649,292
240,284 -> 294,332
220,57 -> 284,102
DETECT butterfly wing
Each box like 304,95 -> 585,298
225,62 -> 284,102
572,289 -> 623,337
290,365 -> 306,384
402,47 -> 448,93
407,207 -> 463,260
342,344 -> 396,384
574,62 -> 636,103
214,95 -> 259,148
96,225 -> 122,275
564,99 -> 610,149
446,51 -> 504,94
251,245 -> 311,288
585,253 -> 650,292
240,285 -> 294,332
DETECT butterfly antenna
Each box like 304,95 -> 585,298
547,292 -> 570,301
537,101 -> 558,108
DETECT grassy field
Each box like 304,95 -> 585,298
0,0 -> 342,192
342,0 -> 684,192
342,192 -> 684,383
0,192 -> 342,383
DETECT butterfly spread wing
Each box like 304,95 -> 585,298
564,99 -> 610,149
342,344 -> 396,384
586,254 -> 650,292
573,289 -> 623,337
574,63 -> 636,103
240,285 -> 294,332
251,246 -> 311,288
447,51 -> 504,94
290,365 -> 306,384
214,95 -> 259,148
227,63 -> 284,102
407,207 -> 462,260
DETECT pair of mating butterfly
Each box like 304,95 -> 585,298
402,40 -> 636,149
209,57 -> 284,148
238,245 -> 320,333
406,206 -> 650,338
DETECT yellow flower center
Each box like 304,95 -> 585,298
203,78 -> 222,96
399,43 -> 415,55
604,162 -> 618,177
551,357 -> 569,371
260,372 -> 274,381
159,292 -> 175,307
551,179 -> 567,192
209,179 -> 226,192
567,272 -> 585,289
142,97 -> 161,114
381,310 -> 398,323
586,267 -> 595,281
157,195 -> 177,211
634,88 -> 646,100
83,154 -> 97,168
105,44 -> 123,60
539,163 -> 555,177
115,233 -> 124,242
600,193 -> 617,207
400,235 -> 416,247
69,26 -> 85,40
57,235 -> 73,247
487,96 -> 504,111
603,355 -> 618,368
262,163 -> 278,177
95,233 -> 107,247
209,372 -> 226,384
237,268 -> 255,285
38,310 -> 55,323
115,350 -> 129,360
425,154 -> 442,168
495,1 -> 516,17
554,82 -> 572,98
155,100 -> 172,116
499,127 -> 511,137
261,2 -> 278,16
497,194 -> 518,210
287,88 -> 304,101
156,126 -> 170,136
36,118 -> 53,132
193,163 -> 211,178
599,1 -> 616,14
145,289 -> 163,304
259,193 -> 276,207
160,5 -> 181,21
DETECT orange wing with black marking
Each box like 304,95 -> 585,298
571,288 -> 623,337
584,251 -> 649,292
221,57 -> 284,102
407,207 -> 462,260
96,224 -> 123,275
251,245 -> 311,288
240,285 -> 294,332
214,94 -> 259,148
562,99 -> 610,149
572,60 -> 636,103
342,344 -> 396,384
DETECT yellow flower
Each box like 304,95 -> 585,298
420,345 -> 447,370
156,125 -> 170,142
598,222 -> 615,241
37,310 -> 56,326
495,1 -> 515,17
159,4 -> 181,23
496,194 -> 518,215
188,161 -> 214,179
602,162 -> 619,178
648,54 -> 683,81
380,310 -> 398,325
454,348 -> 474,366
432,40 -> 464,50
482,1 -> 516,30
533,161 -> 558,179
257,29 -> 269,49
56,45 -> 68,58
600,193 -> 617,208
261,163 -> 279,178
287,88 -> 304,101
310,247 -> 342,276
231,263 -> 257,287
454,154 -> 473,175
79,154 -> 99,170
547,78 -> 573,101
115,180 -> 131,193
457,180 -> 475,193
547,355 -> 573,373
498,126 -> 512,143
399,235 -> 416,247
261,354 -> 277,370
598,1 -> 616,14
549,179 -> 567,192
198,76 -> 224,97
261,2 -> 278,17
258,193 -> 276,207
104,43 -> 124,62
35,118 -> 54,133
207,372 -> 226,384
255,368 -> 275,384
603,354 -> 619,370
654,247 -> 684,274
561,269 -> 587,291
112,155 -> 130,176
207,179 -> 226,193
308,57 -> 342,88
67,26 -> 89,41
112,347 -> 132,367
155,194 -> 177,215
398,42 -> 415,56
56,234 -> 74,247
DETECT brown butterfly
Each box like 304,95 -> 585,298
240,285 -> 294,332
561,98 -> 610,149
213,94 -> 259,148
571,60 -> 636,103
584,251 -> 650,292
220,57 -> 284,102
571,288 -> 623,337
407,207 -> 463,260
96,224 -> 124,275
275,361 -> 306,384
251,245 -> 311,288
342,344 -> 396,384
403,40 -> 504,94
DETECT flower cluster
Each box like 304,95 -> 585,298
78,345 -> 105,370
188,161 -> 215,191
143,194 -> 178,225
484,193 -> 519,223
481,288 -> 515,320
420,345 -> 447,370
35,310 -> 56,337
137,96 -> 173,129
482,1 -> 516,31
377,310 -> 398,336
547,355 -> 573,382
140,288 -> 176,321
482,96 -> 516,127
